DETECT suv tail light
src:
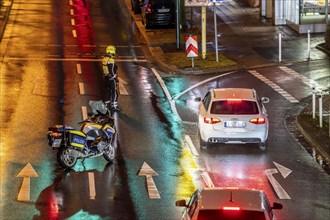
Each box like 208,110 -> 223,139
204,117 -> 221,124
249,117 -> 266,124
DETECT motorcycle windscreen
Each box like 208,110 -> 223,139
67,130 -> 87,148
89,100 -> 108,115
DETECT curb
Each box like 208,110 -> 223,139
0,1 -> 12,41
296,117 -> 330,165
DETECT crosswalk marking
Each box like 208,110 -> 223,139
279,66 -> 321,90
249,70 -> 299,103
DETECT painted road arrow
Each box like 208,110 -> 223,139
118,77 -> 128,95
16,163 -> 38,202
265,162 -> 292,200
138,162 -> 160,199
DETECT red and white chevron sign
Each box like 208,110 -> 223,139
185,36 -> 198,58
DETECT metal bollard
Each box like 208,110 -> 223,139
307,30 -> 310,60
278,33 -> 282,62
319,94 -> 323,128
312,87 -> 316,119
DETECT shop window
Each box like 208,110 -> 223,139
301,0 -> 328,24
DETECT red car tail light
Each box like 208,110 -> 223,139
249,117 -> 266,124
204,117 -> 221,124
52,132 -> 62,137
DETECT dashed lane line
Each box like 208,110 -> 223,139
79,83 -> 85,95
185,135 -> 199,156
76,64 -> 82,74
88,172 -> 96,200
72,30 -> 77,38
81,106 -> 88,120
249,70 -> 299,103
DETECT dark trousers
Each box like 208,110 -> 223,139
104,78 -> 119,107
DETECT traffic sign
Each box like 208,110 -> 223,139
185,36 -> 198,58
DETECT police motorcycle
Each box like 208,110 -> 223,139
47,102 -> 116,169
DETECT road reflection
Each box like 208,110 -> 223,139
33,163 -> 115,220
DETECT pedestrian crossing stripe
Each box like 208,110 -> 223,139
249,70 -> 299,103
279,66 -> 321,90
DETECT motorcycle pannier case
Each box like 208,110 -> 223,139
67,130 -> 87,149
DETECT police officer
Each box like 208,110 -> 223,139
102,45 -> 122,111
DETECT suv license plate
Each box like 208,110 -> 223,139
158,8 -> 170,12
224,121 -> 246,128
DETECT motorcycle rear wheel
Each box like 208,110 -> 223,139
103,143 -> 115,162
57,147 -> 77,169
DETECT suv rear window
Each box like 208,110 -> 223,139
210,100 -> 259,115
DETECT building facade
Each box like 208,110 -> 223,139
260,0 -> 329,33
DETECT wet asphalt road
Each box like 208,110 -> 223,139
0,0 -> 329,219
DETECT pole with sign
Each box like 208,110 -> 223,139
185,35 -> 198,68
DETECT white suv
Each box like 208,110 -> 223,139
197,88 -> 269,149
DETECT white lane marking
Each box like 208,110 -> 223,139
185,135 -> 199,156
71,18 -> 75,26
76,63 -> 82,74
265,169 -> 291,199
273,162 -> 292,179
16,163 -> 38,202
118,77 -> 128,95
138,162 -> 161,199
201,171 -> 215,188
69,0 -> 73,6
151,68 -> 181,122
249,70 -> 299,103
72,30 -> 77,38
88,172 -> 96,200
70,9 -> 74,15
172,71 -> 235,100
79,83 -> 85,95
279,66 -> 322,90
3,57 -> 147,62
82,106 -> 88,120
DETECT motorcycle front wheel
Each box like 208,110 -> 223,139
103,143 -> 115,162
57,147 -> 77,169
